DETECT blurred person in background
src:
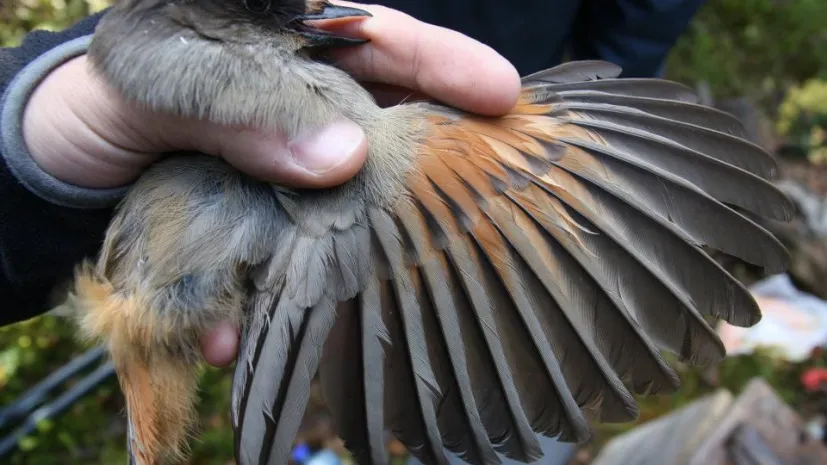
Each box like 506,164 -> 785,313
374,0 -> 708,78
0,0 -> 706,364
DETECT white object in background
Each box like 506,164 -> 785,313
717,273 -> 827,362
776,180 -> 827,238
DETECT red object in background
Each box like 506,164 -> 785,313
802,368 -> 827,392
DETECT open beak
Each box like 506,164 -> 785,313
289,2 -> 373,49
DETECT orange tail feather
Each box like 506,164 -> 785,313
73,266 -> 201,465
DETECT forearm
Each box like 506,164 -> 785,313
0,11 -> 118,326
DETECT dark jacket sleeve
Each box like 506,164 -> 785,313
0,11 -> 112,326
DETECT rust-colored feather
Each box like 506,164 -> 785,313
363,60 -> 793,464
73,269 -> 200,465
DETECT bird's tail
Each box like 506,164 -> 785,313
72,264 -> 201,465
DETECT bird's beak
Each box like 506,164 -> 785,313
288,2 -> 373,49
298,3 -> 373,22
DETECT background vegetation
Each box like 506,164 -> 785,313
2,0 -> 827,464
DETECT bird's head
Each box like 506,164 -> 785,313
86,0 -> 376,131
92,0 -> 372,49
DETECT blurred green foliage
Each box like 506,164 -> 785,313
1,315 -> 238,465
3,0 -> 827,464
0,0 -> 109,47
665,0 -> 827,102
0,316 -> 127,465
777,79 -> 827,163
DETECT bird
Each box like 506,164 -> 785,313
68,1 -> 795,465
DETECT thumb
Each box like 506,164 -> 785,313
198,119 -> 368,188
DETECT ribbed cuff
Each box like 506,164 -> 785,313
0,34 -> 129,209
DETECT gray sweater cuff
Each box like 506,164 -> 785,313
1,34 -> 129,209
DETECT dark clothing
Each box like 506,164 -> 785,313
372,0 -> 706,78
0,1 -> 705,326
0,12 -> 109,326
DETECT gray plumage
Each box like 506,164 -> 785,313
69,1 -> 795,465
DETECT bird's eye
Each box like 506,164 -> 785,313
243,0 -> 271,14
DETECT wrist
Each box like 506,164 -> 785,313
22,55 -> 160,189
1,35 -> 128,209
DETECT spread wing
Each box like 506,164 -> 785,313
230,60 -> 794,465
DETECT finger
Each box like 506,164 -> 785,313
320,2 -> 521,116
201,320 -> 239,367
197,119 -> 368,188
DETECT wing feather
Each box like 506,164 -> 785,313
396,203 -> 501,464
369,208 -> 448,465
397,186 -> 543,461
549,119 -> 792,221
523,78 -> 700,103
537,153 -> 771,323
233,292 -> 337,465
318,283 -> 389,465
521,60 -> 622,84
467,216 -> 591,440
233,61 -> 793,465
374,61 -> 791,460
551,92 -> 748,137
553,109 -> 777,179
478,197 -> 641,418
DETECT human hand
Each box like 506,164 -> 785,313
22,1 -> 520,367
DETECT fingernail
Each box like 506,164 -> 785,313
288,120 -> 365,174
